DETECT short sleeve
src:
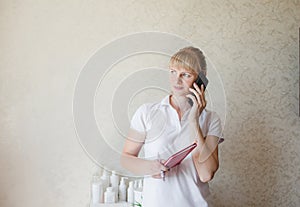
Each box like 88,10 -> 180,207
130,104 -> 148,133
207,112 -> 224,144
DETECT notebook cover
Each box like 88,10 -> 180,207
163,143 -> 197,169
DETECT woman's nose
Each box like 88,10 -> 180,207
175,75 -> 182,83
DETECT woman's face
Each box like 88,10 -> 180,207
169,65 -> 196,97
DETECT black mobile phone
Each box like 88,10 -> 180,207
188,72 -> 209,106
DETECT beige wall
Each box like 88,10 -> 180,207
1,0 -> 299,206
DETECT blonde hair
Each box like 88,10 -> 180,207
169,46 -> 207,75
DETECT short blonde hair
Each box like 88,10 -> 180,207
169,46 -> 207,75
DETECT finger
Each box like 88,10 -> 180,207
186,94 -> 197,106
198,89 -> 206,105
160,165 -> 168,172
152,169 -> 169,179
152,174 -> 162,179
202,99 -> 206,108
157,159 -> 168,171
193,83 -> 205,101
193,83 -> 201,93
200,84 -> 205,93
188,88 -> 201,104
198,85 -> 206,106
159,159 -> 166,165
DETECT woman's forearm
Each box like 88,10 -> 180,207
190,121 -> 219,182
192,146 -> 219,182
121,153 -> 165,176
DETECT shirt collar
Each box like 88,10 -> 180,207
161,95 -> 208,115
160,95 -> 171,106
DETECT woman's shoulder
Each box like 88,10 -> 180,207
139,101 -> 163,112
202,109 -> 224,142
133,102 -> 161,115
201,109 -> 221,123
203,109 -> 220,117
136,96 -> 169,112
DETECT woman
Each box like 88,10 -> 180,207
121,46 -> 223,207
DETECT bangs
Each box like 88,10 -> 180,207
169,51 -> 200,74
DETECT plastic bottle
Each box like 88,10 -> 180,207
134,180 -> 138,189
110,171 -> 119,202
118,177 -> 127,202
104,187 -> 116,203
91,175 -> 104,204
138,179 -> 143,190
127,181 -> 134,204
134,179 -> 143,204
100,169 -> 110,191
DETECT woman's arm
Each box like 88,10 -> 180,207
120,129 -> 167,177
187,83 -> 220,182
190,121 -> 219,183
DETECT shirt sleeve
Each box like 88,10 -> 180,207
207,112 -> 224,144
129,104 -> 148,133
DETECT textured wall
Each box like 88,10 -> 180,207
0,0 -> 299,207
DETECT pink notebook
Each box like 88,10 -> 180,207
163,143 -> 197,169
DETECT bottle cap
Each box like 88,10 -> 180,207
120,177 -> 128,185
138,180 -> 143,188
129,181 -> 133,187
102,169 -> 110,177
106,187 -> 113,192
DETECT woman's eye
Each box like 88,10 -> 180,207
170,70 -> 176,74
182,73 -> 191,78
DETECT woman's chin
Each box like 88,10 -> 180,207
171,91 -> 189,98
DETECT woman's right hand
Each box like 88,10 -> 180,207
149,159 -> 168,179
121,133 -> 168,177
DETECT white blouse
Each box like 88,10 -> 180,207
130,95 -> 224,207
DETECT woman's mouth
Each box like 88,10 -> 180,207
174,85 -> 184,90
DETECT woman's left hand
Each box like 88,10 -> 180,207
186,83 -> 206,122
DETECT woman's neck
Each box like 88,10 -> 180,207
169,95 -> 191,119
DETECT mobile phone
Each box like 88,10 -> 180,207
188,72 -> 209,106
163,143 -> 197,169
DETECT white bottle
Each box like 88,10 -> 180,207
138,179 -> 143,190
134,180 -> 138,189
110,171 -> 119,201
134,179 -> 143,204
91,175 -> 104,204
127,181 -> 134,204
100,169 -> 110,191
104,187 -> 116,203
118,177 -> 127,202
